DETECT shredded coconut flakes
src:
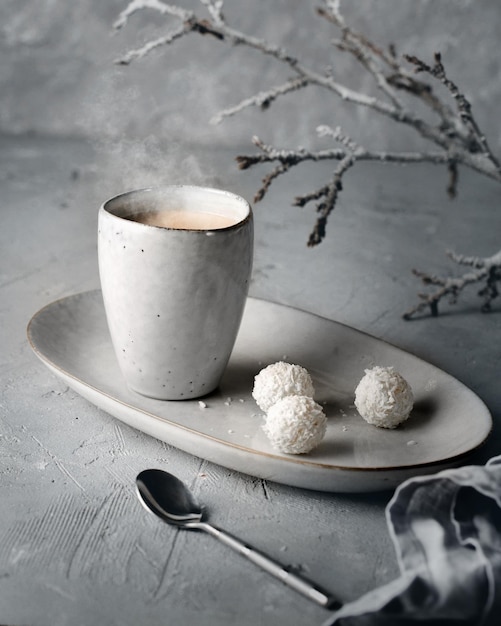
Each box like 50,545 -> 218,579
354,366 -> 414,429
252,361 -> 315,412
263,395 -> 327,454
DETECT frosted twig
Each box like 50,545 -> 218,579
114,0 -> 223,64
237,133 -> 470,214
405,52 -> 501,170
115,0 -> 501,182
236,141 -> 464,172
114,0 -> 190,31
318,1 -> 403,110
115,0 -> 455,151
449,249 -> 501,269
210,77 -> 308,125
403,250 -> 501,319
115,0 -> 501,183
116,23 -> 190,65
116,0 -> 501,316
304,126 -> 358,245
199,0 -> 224,24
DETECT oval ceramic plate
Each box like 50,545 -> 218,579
27,291 -> 492,492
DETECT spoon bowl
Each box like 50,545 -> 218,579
137,469 -> 203,524
136,468 -> 340,610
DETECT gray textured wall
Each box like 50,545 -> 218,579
2,0 -> 500,178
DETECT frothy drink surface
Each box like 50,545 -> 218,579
128,210 -> 237,230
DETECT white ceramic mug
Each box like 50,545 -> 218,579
98,185 -> 253,400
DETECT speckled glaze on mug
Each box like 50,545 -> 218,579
98,186 -> 253,400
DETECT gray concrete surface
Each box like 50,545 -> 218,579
1,132 -> 500,625
1,1 -> 501,625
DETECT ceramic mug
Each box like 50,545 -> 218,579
98,185 -> 253,400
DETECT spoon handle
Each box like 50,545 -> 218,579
198,522 -> 340,609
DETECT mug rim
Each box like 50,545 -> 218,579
100,184 -> 253,233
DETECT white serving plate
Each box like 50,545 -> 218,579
27,291 -> 492,492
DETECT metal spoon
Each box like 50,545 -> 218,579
136,468 -> 340,609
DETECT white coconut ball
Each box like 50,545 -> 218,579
354,366 -> 414,429
263,395 -> 327,454
252,361 -> 315,412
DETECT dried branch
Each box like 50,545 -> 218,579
403,251 -> 501,319
210,77 -> 309,125
317,1 -> 404,110
114,0 -> 224,65
237,133 -> 466,225
115,0 -> 501,317
307,129 -> 357,246
404,52 -> 500,168
116,23 -> 191,65
114,0 -> 191,31
115,1 -> 450,148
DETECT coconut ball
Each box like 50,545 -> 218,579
252,361 -> 315,412
263,395 -> 327,454
354,366 -> 414,429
